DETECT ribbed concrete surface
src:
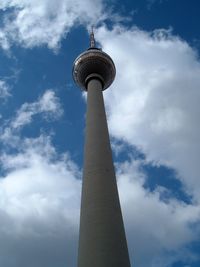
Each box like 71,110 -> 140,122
77,79 -> 131,267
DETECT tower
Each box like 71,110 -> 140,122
73,29 -> 131,267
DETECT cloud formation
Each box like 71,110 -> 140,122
0,88 -> 80,267
117,160 -> 200,267
0,0 -> 106,50
0,80 -> 11,99
0,30 -> 9,50
0,135 -> 81,267
0,89 -> 63,150
96,25 -> 200,201
11,90 -> 63,129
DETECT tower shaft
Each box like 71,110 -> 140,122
77,78 -> 131,267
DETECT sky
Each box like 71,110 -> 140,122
0,0 -> 200,267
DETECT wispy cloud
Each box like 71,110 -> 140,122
0,29 -> 10,50
11,90 -> 63,129
0,0 -> 107,50
146,0 -> 167,10
0,89 -> 63,148
0,80 -> 11,99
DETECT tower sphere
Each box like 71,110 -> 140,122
73,48 -> 116,91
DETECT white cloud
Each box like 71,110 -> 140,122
0,80 -> 11,98
0,89 -> 63,147
0,90 -> 80,266
11,89 -> 63,129
0,135 -> 81,267
146,0 -> 166,9
0,0 -> 106,50
96,25 -> 200,201
117,160 -> 200,267
0,29 -> 10,50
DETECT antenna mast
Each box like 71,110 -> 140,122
90,26 -> 96,48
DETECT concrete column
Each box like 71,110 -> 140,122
77,78 -> 131,267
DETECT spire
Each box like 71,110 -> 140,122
90,26 -> 96,48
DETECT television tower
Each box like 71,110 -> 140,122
73,29 -> 131,267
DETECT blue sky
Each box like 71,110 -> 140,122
0,0 -> 200,267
